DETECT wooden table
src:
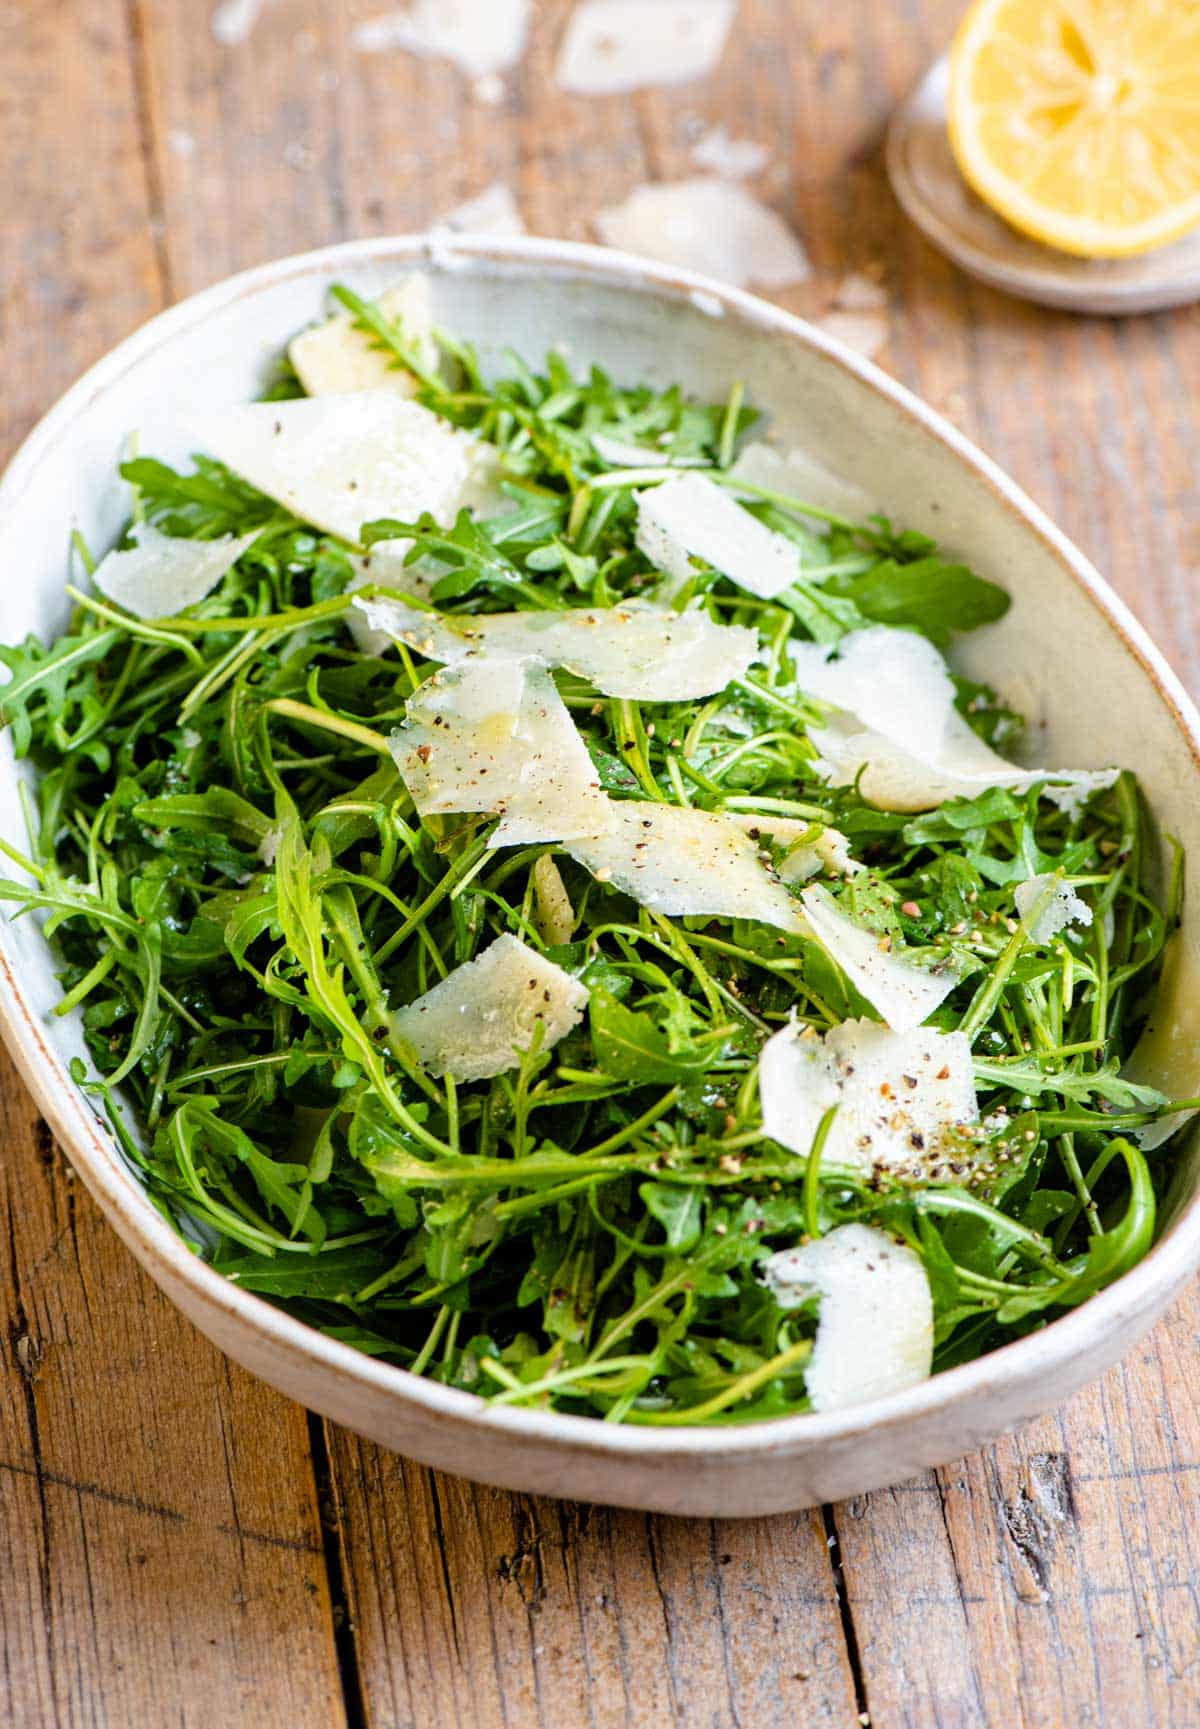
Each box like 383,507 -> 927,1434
3,3 -> 1199,1723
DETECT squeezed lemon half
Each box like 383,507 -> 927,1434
949,0 -> 1200,258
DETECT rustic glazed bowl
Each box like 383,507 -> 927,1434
1,237 -> 1198,1517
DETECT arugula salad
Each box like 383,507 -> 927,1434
0,274 -> 1189,1425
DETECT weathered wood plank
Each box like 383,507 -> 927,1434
0,0 -> 162,449
137,0 -> 645,291
133,0 -> 348,297
0,5 -> 346,1725
325,1439 -> 860,1728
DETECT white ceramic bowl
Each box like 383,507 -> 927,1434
2,237 -> 1198,1517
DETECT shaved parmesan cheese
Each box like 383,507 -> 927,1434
94,524 -> 257,618
1134,1108 -> 1196,1152
344,546 -> 438,655
390,659 -> 605,845
565,802 -> 804,933
799,884 -> 959,1033
590,432 -> 708,471
730,441 -> 873,524
352,594 -> 457,661
352,0 -> 529,78
288,277 -> 437,397
192,394 -> 498,547
355,595 -> 761,699
834,271 -> 888,311
691,126 -> 770,179
1015,874 -> 1093,945
762,1224 -> 933,1411
595,180 -> 810,290
791,626 -> 1119,814
436,181 -> 526,237
635,474 -> 803,600
556,0 -> 735,95
212,0 -> 268,46
793,627 -> 957,761
393,933 -> 587,1081
758,1018 -> 977,1173
731,816 -> 861,885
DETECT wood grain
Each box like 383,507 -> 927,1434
3,0 -> 1200,1724
324,1440 -> 859,1727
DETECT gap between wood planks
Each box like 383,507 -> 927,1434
309,1413 -> 370,1729
123,0 -> 177,304
822,1503 -> 872,1724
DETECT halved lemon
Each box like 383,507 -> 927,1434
949,0 -> 1200,258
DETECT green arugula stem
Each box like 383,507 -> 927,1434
263,699 -> 391,755
626,1337 -> 814,1424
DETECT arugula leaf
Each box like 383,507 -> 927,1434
825,556 -> 1010,644
0,629 -> 122,756
589,988 -> 732,1084
121,455 -> 284,537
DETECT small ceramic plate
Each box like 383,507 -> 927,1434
888,58 -> 1200,316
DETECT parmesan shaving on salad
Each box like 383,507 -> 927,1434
791,625 -> 1119,814
344,547 -> 439,656
758,1018 -> 977,1173
354,595 -> 761,700
1015,874 -> 1094,945
729,441 -> 873,524
531,854 -> 575,946
565,801 -> 806,934
288,277 -> 438,397
799,884 -> 960,1033
191,393 -> 499,547
729,815 -> 861,885
392,933 -> 587,1081
761,1224 -> 934,1411
389,658 -> 605,845
635,473 -> 803,599
590,432 -> 707,470
93,525 -> 258,619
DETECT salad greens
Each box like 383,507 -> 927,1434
0,282 -> 1188,1425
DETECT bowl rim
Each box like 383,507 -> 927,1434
2,230 -> 1199,1459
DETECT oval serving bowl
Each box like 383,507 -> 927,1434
2,236 -> 1199,1517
